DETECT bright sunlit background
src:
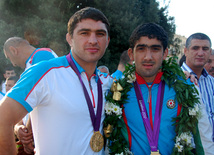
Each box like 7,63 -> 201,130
158,0 -> 214,48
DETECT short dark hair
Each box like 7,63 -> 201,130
67,7 -> 110,36
129,23 -> 168,50
185,33 -> 212,48
119,50 -> 130,65
4,64 -> 15,73
179,55 -> 186,67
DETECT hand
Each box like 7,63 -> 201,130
15,125 -> 34,154
23,142 -> 34,154
183,71 -> 198,86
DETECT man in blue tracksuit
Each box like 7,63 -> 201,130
3,37 -> 58,154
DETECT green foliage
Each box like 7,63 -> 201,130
104,65 -> 133,154
157,7 -> 176,45
95,0 -> 141,72
137,0 -> 160,23
4,0 -> 39,16
170,37 -> 182,56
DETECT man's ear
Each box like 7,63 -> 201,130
8,46 -> 18,55
184,47 -> 188,56
106,36 -> 110,49
163,48 -> 168,60
3,73 -> 7,79
128,48 -> 134,61
66,33 -> 72,47
209,48 -> 212,55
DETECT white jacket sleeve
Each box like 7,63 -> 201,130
196,86 -> 214,155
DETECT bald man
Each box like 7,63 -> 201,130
3,37 -> 58,70
3,37 -> 58,154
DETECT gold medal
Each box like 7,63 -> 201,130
151,150 -> 160,155
90,131 -> 104,152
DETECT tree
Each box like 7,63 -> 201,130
157,7 -> 175,46
169,37 -> 182,56
94,0 -> 142,72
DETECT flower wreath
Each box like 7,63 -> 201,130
103,56 -> 200,155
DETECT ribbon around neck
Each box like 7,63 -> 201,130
66,53 -> 103,132
134,81 -> 165,152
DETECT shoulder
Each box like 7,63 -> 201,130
31,48 -> 58,64
207,74 -> 214,80
112,70 -> 123,75
22,56 -> 69,80
176,75 -> 193,85
8,56 -> 70,104
35,49 -> 57,57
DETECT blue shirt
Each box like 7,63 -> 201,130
122,72 -> 195,154
111,70 -> 124,80
25,48 -> 58,70
181,62 -> 214,141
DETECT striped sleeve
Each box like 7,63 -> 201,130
195,86 -> 214,154
7,56 -> 69,112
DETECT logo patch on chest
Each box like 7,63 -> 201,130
167,99 -> 175,109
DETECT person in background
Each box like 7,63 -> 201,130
1,65 -> 16,94
111,50 -> 133,80
98,65 -> 109,74
3,37 -> 58,71
3,37 -> 58,154
204,49 -> 214,77
181,33 -> 214,142
0,7 -> 112,154
179,54 -> 186,67
5,76 -> 19,93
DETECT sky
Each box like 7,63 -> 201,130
158,0 -> 214,48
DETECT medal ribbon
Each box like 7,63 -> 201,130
134,81 -> 165,152
66,53 -> 103,132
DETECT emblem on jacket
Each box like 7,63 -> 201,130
167,99 -> 175,109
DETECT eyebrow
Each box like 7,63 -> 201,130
77,28 -> 107,34
191,45 -> 210,48
136,44 -> 162,48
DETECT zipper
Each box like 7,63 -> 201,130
146,84 -> 153,130
148,85 -> 152,103
89,80 -> 93,90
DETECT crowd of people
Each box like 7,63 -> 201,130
0,7 -> 213,155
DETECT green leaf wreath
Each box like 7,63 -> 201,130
104,56 -> 200,155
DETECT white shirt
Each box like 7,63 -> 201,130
7,55 -> 113,155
